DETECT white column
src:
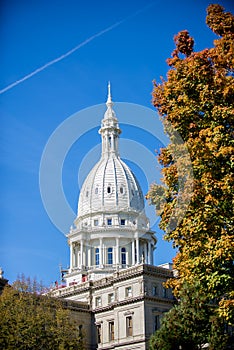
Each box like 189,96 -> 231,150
100,238 -> 103,266
144,242 -> 147,263
116,238 -> 119,266
148,241 -> 151,265
70,243 -> 73,269
132,240 -> 135,265
80,240 -> 84,267
88,245 -> 91,268
136,237 -> 140,264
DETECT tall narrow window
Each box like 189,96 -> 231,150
95,296 -> 101,307
109,321 -> 114,341
108,247 -> 113,264
126,316 -> 133,337
121,247 -> 126,266
95,248 -> 100,266
107,186 -> 111,194
152,285 -> 158,296
96,324 -> 102,343
154,315 -> 160,332
120,219 -> 125,225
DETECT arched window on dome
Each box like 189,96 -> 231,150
95,248 -> 100,266
121,247 -> 126,266
107,247 -> 113,265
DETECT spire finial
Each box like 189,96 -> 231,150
106,81 -> 112,105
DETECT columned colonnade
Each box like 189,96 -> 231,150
69,236 -> 153,271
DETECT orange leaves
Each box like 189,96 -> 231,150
206,4 -> 234,36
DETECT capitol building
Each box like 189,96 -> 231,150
50,84 -> 174,350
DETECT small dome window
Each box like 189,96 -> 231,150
107,218 -> 112,226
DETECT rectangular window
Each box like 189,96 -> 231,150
109,321 -> 114,341
107,218 -> 112,226
108,247 -> 113,265
163,287 -> 167,298
152,285 -> 157,296
96,324 -> 102,343
108,293 -> 114,303
94,219 -> 99,226
95,248 -> 100,266
126,316 -> 133,337
154,315 -> 160,332
95,296 -> 101,307
125,286 -> 132,297
120,219 -> 125,225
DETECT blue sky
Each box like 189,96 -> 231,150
1,0 -> 233,286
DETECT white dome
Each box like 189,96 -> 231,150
77,155 -> 145,218
66,84 -> 156,283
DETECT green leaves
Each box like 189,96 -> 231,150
0,286 -> 84,350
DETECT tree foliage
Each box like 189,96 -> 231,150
0,280 -> 84,350
147,3 -> 234,347
149,282 -> 230,350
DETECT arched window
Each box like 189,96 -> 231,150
95,248 -> 100,266
107,247 -> 113,265
121,247 -> 126,266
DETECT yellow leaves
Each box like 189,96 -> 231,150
218,298 -> 234,324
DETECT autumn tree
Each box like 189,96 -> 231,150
147,3 -> 234,348
0,282 -> 84,349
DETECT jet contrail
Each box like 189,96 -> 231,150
0,2 -> 155,94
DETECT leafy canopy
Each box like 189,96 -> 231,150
147,3 -> 234,348
0,278 -> 84,350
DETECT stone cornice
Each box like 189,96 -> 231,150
49,264 -> 173,298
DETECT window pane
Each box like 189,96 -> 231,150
121,247 -> 126,265
108,247 -> 113,264
95,248 -> 99,265
97,324 -> 102,343
109,321 -> 114,341
126,316 -> 133,336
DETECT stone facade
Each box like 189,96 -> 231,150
51,264 -> 174,350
